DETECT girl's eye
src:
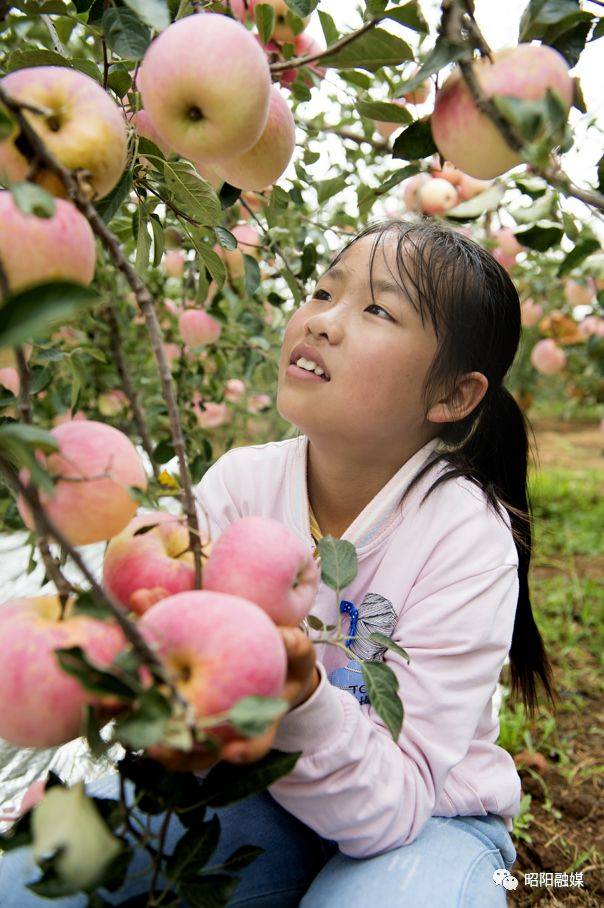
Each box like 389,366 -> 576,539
310,288 -> 393,321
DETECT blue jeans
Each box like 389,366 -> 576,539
0,772 -> 517,906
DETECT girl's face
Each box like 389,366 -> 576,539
277,233 -> 442,449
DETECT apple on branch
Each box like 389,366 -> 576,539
0,66 -> 128,200
0,190 -> 96,294
0,596 -> 126,748
17,420 -> 148,547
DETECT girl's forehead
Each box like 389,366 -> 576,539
333,232 -> 400,277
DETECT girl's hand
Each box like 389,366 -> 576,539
148,626 -> 320,773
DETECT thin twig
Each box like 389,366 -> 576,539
329,127 -> 388,151
238,197 -> 304,294
41,15 -> 66,55
147,807 -> 173,905
105,303 -> 161,483
0,83 -> 203,589
270,16 -> 384,74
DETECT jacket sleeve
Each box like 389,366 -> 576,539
194,452 -> 243,548
268,550 -> 519,858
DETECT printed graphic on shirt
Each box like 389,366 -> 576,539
328,592 -> 397,707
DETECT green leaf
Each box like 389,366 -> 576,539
361,661 -> 404,740
214,226 -> 237,251
316,175 -> 347,205
164,162 -> 222,225
255,3 -> 276,43
178,874 -> 240,908
285,0 -> 317,16
123,0 -> 170,31
166,815 -> 220,881
94,170 -> 133,224
153,438 -> 175,463
392,117 -> 436,160
357,164 -> 418,217
318,9 -> 339,45
215,845 -> 265,873
243,254 -> 261,296
106,66 -> 132,99
514,222 -> 564,251
113,689 -> 172,749
150,213 -> 165,267
135,206 -> 151,274
199,749 -> 302,808
445,183 -> 506,220
322,28 -> 412,72
549,15 -> 592,67
394,39 -> 469,97
306,614 -> 326,631
10,182 -> 56,218
386,2 -> 429,34
0,281 -> 98,349
72,590 -> 112,621
55,646 -> 140,700
7,48 -> 68,71
519,0 -> 581,42
102,8 -> 151,60
557,238 -> 600,276
368,632 -> 410,663
188,232 -> 227,289
357,100 -> 412,124
316,536 -> 358,592
227,696 -> 288,737
0,102 -> 15,140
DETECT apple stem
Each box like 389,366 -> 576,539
0,83 -> 204,588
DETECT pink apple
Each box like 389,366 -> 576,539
432,44 -> 573,179
402,173 -> 430,211
493,247 -> 517,272
249,0 -> 310,42
202,515 -> 320,626
215,86 -> 295,191
247,393 -> 271,414
430,159 -> 463,185
0,595 -> 126,748
457,173 -> 493,201
138,14 -> 271,165
564,279 -> 594,308
17,420 -> 148,546
0,366 -> 19,397
103,511 -> 198,615
0,67 -> 128,200
0,191 -> 96,294
493,227 -> 523,257
417,177 -> 459,215
138,590 -> 288,749
98,390 -> 128,417
224,378 -> 246,402
531,338 -> 566,374
163,250 -> 186,279
179,308 -> 222,347
193,397 -> 231,429
578,315 -> 604,338
521,298 -> 543,328
52,409 -> 87,427
194,161 -> 224,189
215,223 -> 262,279
129,108 -> 172,162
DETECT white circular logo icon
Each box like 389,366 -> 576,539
492,868 -> 519,889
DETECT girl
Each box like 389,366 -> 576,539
0,220 -> 556,906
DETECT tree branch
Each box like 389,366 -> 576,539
270,16 -> 384,74
0,83 -> 203,588
329,127 -> 388,151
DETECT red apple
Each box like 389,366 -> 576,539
531,338 -> 566,374
417,177 -> 459,215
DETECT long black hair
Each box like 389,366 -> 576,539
327,218 -> 556,719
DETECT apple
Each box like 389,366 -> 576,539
179,308 -> 222,347
520,298 -> 543,328
194,161 -> 224,190
17,420 -> 148,547
0,595 -> 126,748
163,249 -> 186,279
417,177 -> 459,215
214,85 -> 295,191
103,511 -> 201,615
563,279 -> 594,308
248,0 -> 310,42
432,44 -> 574,179
402,173 -> 431,211
129,108 -> 172,166
530,338 -> 566,374
138,590 -> 288,748
457,173 -> 493,201
374,99 -> 408,140
215,222 -> 262,279
202,515 -> 320,626
493,247 -> 517,272
247,393 -> 271,414
224,378 -> 246,402
0,191 -> 96,294
97,390 -> 128,417
0,67 -> 128,200
0,366 -> 19,397
493,227 -> 523,257
138,14 -> 271,165
193,394 -> 231,429
578,315 -> 604,338
430,159 -> 463,185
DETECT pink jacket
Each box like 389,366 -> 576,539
195,434 -> 522,859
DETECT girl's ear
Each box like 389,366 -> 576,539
426,372 -> 489,425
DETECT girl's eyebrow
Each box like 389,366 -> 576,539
322,266 -> 401,296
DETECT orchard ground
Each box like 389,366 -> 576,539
0,404 -> 601,901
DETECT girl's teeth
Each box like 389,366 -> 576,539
295,357 -> 325,377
